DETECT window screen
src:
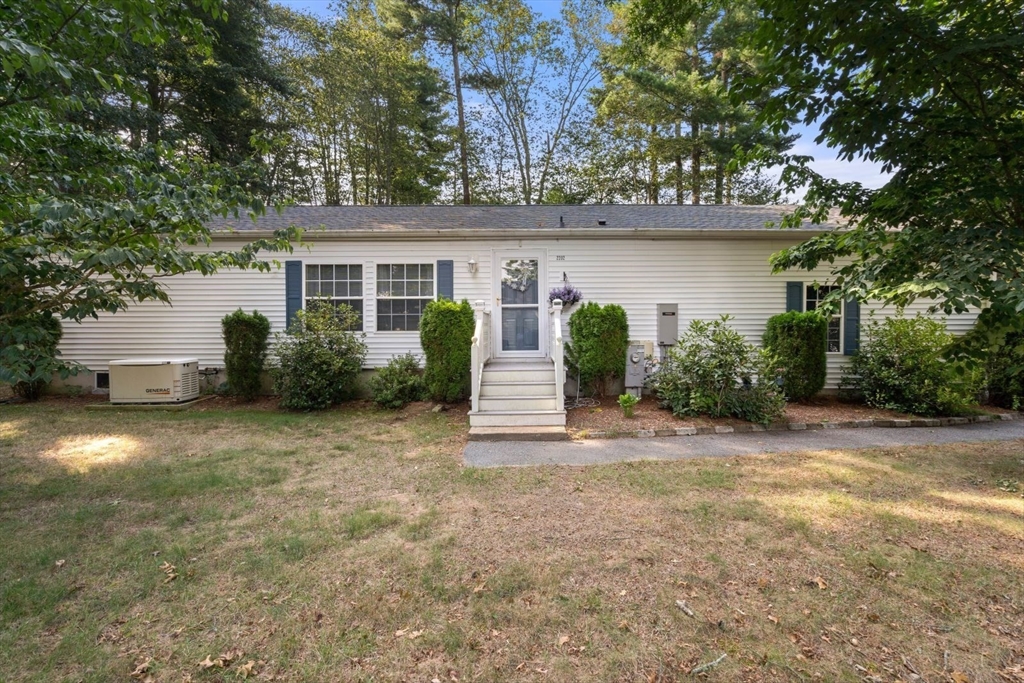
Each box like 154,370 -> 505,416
305,264 -> 363,331
376,264 -> 434,331
806,285 -> 842,353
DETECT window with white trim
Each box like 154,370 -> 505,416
806,285 -> 842,353
376,263 -> 434,331
305,264 -> 363,331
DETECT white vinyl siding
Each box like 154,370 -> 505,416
58,236 -> 978,388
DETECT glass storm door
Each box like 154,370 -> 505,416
495,254 -> 545,358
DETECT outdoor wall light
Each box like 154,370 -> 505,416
467,257 -> 478,273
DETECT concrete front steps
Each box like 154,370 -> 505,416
468,359 -> 567,441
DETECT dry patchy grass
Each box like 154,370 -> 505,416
0,401 -> 1022,682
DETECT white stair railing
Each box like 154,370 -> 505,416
550,299 -> 565,411
471,300 -> 490,413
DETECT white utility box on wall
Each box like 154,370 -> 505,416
108,358 -> 200,404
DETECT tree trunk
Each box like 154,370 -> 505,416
649,124 -> 659,204
715,123 -> 724,205
690,117 -> 701,204
451,33 -> 471,204
674,121 -> 684,204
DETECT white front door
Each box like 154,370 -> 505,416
493,252 -> 546,359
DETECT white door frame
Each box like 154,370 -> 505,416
492,250 -> 547,359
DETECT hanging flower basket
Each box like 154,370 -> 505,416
549,276 -> 583,308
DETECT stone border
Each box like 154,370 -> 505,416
577,412 -> 1021,440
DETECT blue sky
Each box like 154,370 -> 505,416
276,0 -> 888,197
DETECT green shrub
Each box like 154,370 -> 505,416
648,316 -> 786,425
1,314 -> 66,401
273,301 -> 367,410
221,309 -> 271,401
763,311 -> 828,400
986,329 -> 1024,409
565,302 -> 630,396
844,315 -> 979,416
370,353 -> 425,409
419,299 -> 474,403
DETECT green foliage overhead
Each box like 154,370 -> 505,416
419,299 -> 475,403
763,311 -> 827,401
648,316 -> 785,425
1,0 -> 297,388
273,301 -> 367,411
565,302 -> 630,396
742,0 -> 1024,353
221,309 -> 272,402
844,316 -> 979,417
370,353 -> 426,410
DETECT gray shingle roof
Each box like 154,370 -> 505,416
209,204 -> 841,233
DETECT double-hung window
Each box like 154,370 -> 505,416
805,285 -> 842,353
376,264 -> 434,331
305,264 -> 364,331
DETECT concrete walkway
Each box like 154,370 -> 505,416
463,420 -> 1024,468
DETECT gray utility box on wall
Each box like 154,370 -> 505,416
624,343 -> 646,397
657,304 -> 679,347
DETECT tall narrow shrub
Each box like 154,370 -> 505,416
419,299 -> 475,403
222,309 -> 271,401
763,311 -> 827,400
565,302 -> 630,396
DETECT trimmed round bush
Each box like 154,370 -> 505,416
370,353 -> 425,409
419,299 -> 474,403
763,311 -> 827,401
221,308 -> 271,401
648,315 -> 786,425
844,315 -> 979,416
273,301 -> 367,410
565,302 -> 630,396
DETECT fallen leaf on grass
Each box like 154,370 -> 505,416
950,673 -> 970,683
236,660 -> 256,679
408,630 -> 424,640
129,658 -> 152,679
55,559 -> 66,569
199,656 -> 223,670
768,615 -> 779,625
557,636 -> 569,646
812,576 -> 827,590
394,629 -> 408,637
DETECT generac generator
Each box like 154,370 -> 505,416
108,358 -> 200,404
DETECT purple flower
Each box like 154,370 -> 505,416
548,283 -> 583,306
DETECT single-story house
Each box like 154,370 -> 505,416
58,205 -> 975,430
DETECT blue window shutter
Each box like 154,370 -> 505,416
844,298 -> 860,355
285,260 -> 302,329
786,282 -> 803,312
437,260 -> 454,300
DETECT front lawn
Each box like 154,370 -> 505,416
1,401 -> 1022,682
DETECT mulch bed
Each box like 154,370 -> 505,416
566,394 -> 1014,439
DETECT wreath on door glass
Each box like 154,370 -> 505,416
501,259 -> 537,292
